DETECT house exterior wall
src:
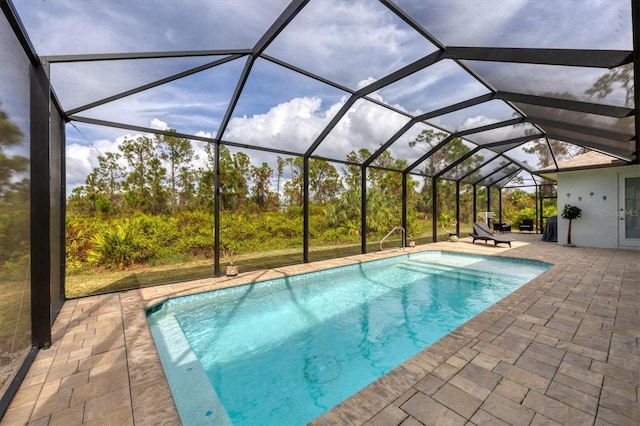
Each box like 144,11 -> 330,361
556,164 -> 640,249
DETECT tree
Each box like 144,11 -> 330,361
561,204 -> 581,246
309,159 -> 342,204
178,166 -> 197,209
339,149 -> 415,236
343,148 -> 369,190
91,151 -> 125,215
276,156 -> 285,197
282,157 -> 303,206
501,188 -> 538,225
196,166 -> 215,209
586,63 -> 633,108
250,162 -> 275,210
282,157 -> 343,206
0,101 -> 29,269
67,169 -> 113,217
157,131 -> 197,213
325,188 -> 361,236
94,152 -> 124,195
147,155 -> 169,215
120,135 -> 167,214
0,102 -> 28,200
195,143 -> 217,208
219,146 -> 250,210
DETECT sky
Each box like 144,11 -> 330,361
8,0 -> 633,196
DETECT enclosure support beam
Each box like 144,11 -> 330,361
526,116 -> 633,142
542,134 -> 632,159
361,166 -> 367,253
455,180 -> 460,236
486,187 -> 491,222
214,142 -> 220,275
538,184 -> 543,234
535,184 -> 540,233
402,173 -> 408,246
303,157 -> 310,262
632,0 -> 640,163
432,177 -> 438,242
217,56 -> 254,142
473,185 -> 477,225
496,91 -> 633,118
31,54 -> 52,348
446,46 -> 631,68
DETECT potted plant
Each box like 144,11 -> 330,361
561,204 -> 582,247
222,248 -> 238,276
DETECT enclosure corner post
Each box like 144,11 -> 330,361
303,156 -> 309,262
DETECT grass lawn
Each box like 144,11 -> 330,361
65,224 -> 470,298
65,239 -> 411,298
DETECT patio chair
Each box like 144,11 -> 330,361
519,219 -> 534,233
493,222 -> 511,233
469,222 -> 513,247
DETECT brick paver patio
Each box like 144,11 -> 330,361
3,234 -> 639,425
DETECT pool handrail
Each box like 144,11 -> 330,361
380,226 -> 405,251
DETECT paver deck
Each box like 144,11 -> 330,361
3,235 -> 639,425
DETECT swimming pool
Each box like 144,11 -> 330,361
147,251 -> 549,425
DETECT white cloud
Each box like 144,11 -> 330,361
150,118 -> 169,130
225,96 -> 338,151
461,116 -> 498,131
195,131 -> 214,139
356,77 -> 378,91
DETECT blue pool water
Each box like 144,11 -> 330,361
147,251 -> 549,425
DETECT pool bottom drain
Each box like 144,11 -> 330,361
304,354 -> 342,384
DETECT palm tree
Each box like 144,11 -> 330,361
561,204 -> 582,246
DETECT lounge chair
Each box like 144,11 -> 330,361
519,219 -> 534,233
469,222 -> 513,247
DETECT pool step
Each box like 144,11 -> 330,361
398,260 -> 499,284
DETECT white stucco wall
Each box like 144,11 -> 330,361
556,164 -> 640,249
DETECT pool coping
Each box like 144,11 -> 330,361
126,237 -> 552,423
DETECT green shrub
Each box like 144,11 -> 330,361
86,217 -> 155,267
